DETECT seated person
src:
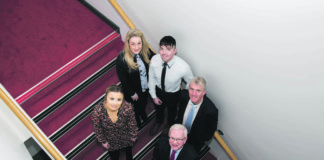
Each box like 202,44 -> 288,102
176,76 -> 218,152
152,124 -> 198,160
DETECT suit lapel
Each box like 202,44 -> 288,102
190,96 -> 207,130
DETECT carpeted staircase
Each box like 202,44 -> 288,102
0,0 -> 217,159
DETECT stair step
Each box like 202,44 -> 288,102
49,95 -> 103,142
37,68 -> 119,136
71,138 -> 106,160
1,0 -> 116,99
55,116 -> 94,155
21,37 -> 123,118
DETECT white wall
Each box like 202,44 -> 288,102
90,0 -> 324,159
0,85 -> 33,160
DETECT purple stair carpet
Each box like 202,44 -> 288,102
37,68 -> 120,137
0,0 -> 114,98
54,115 -> 94,156
21,39 -> 123,118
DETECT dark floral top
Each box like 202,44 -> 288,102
91,101 -> 138,151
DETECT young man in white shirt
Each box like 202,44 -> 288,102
148,36 -> 193,136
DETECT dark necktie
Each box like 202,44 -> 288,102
170,150 -> 176,160
161,62 -> 167,92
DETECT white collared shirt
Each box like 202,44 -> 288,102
148,54 -> 193,98
182,100 -> 202,127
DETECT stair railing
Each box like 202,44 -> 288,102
215,132 -> 238,160
0,84 -> 65,160
109,0 -> 156,53
109,0 -> 135,29
109,1 -> 238,159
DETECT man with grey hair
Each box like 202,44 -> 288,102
176,76 -> 218,152
152,124 -> 198,160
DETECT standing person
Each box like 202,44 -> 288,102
176,76 -> 218,152
91,85 -> 138,160
116,28 -> 154,127
148,36 -> 193,136
152,124 -> 199,160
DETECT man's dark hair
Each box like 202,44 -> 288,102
159,35 -> 176,47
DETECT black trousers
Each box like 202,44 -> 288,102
155,86 -> 181,126
109,147 -> 133,160
130,89 -> 149,125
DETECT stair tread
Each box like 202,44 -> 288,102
54,115 -> 93,155
38,68 -> 119,136
21,39 -> 123,118
72,140 -> 106,160
0,0 -> 116,98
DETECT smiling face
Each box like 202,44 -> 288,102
129,36 -> 142,55
168,128 -> 187,151
159,45 -> 177,63
104,92 -> 124,112
189,82 -> 206,105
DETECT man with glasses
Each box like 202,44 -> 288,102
152,124 -> 198,160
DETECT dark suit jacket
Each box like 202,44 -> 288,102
176,89 -> 218,151
116,49 -> 154,102
152,136 -> 199,160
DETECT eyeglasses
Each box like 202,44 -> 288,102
169,137 -> 185,142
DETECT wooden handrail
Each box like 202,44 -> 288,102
0,85 -> 64,160
109,0 -> 135,29
214,132 -> 238,160
108,0 -> 155,53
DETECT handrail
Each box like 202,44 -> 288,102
109,0 -> 136,29
214,132 -> 238,160
0,85 -> 64,160
109,0 -> 155,53
109,1 -> 237,159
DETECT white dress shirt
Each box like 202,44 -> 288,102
148,54 -> 193,99
182,100 -> 202,127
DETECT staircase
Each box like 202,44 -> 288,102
20,32 -> 124,159
1,0 -> 218,159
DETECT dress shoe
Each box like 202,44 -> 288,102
149,123 -> 161,136
142,114 -> 148,122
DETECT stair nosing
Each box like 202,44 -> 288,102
33,58 -> 117,123
49,95 -> 104,142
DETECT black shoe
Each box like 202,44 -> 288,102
142,114 -> 148,122
149,123 -> 161,136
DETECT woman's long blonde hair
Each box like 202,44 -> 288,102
123,28 -> 151,72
